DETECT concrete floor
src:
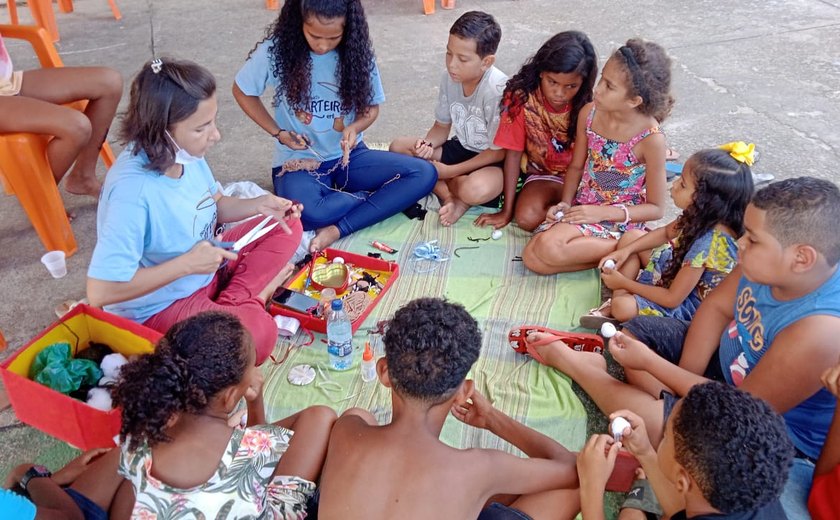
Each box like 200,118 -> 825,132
1,0 -> 839,476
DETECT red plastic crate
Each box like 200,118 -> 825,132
269,248 -> 399,334
0,305 -> 160,449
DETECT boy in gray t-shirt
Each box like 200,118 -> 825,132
389,11 -> 507,226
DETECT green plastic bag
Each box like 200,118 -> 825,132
30,342 -> 103,394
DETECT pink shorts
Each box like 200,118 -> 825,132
143,217 -> 303,365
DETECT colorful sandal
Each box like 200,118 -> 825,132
508,326 -> 605,358
579,299 -> 619,330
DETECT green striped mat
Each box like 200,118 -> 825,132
262,205 -> 601,455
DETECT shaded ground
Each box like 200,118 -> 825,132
2,0 -> 839,513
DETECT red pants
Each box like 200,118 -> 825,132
144,217 -> 302,365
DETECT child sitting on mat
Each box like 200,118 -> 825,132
527,177 -> 840,518
522,39 -> 673,273
580,144 -> 754,329
317,298 -> 580,520
578,382 -> 792,519
475,31 -> 598,232
114,311 -> 336,518
390,11 -> 508,227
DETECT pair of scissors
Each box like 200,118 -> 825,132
209,215 -> 279,267
302,136 -> 328,163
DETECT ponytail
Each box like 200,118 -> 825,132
114,312 -> 251,450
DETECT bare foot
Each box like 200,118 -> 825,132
528,332 -> 607,374
310,225 -> 341,252
258,262 -> 296,303
438,198 -> 470,227
63,171 -> 102,197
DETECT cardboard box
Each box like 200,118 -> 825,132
270,248 -> 399,334
0,304 -> 160,450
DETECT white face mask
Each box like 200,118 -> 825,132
165,130 -> 203,165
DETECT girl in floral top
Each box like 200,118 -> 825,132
113,311 -> 336,519
581,145 -> 754,327
522,39 -> 673,274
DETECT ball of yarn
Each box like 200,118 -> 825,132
100,353 -> 128,379
86,387 -> 113,411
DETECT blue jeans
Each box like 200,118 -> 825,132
779,457 -> 814,519
272,143 -> 437,237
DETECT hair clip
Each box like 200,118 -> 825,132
150,58 -> 163,74
719,141 -> 755,166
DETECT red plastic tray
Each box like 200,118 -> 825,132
269,248 -> 399,334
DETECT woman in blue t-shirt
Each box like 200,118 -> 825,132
88,58 -> 303,365
233,0 -> 437,252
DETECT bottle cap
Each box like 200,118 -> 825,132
331,298 -> 343,311
363,341 -> 373,361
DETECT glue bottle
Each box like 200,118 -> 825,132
327,299 -> 354,370
361,341 -> 376,382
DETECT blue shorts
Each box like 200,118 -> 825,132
622,316 -> 726,382
65,488 -> 108,520
477,502 -> 533,520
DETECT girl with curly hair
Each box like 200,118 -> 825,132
234,0 -> 437,251
581,145 -> 754,327
523,38 -> 674,274
114,311 -> 337,518
475,31 -> 598,231
87,58 -> 302,365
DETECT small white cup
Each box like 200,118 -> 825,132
41,250 -> 67,279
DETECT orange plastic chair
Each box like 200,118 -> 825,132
0,25 -> 116,257
265,0 -> 280,10
423,0 -> 455,15
6,0 -> 60,42
56,0 -> 122,21
7,0 -> 122,42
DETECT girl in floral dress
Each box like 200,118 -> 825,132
582,144 -> 755,328
114,312 -> 336,519
522,39 -> 673,274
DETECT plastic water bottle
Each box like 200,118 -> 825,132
327,299 -> 353,370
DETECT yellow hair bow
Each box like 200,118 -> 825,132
719,141 -> 755,166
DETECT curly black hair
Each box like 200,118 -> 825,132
119,58 -> 216,173
660,148 -> 753,287
673,382 -> 794,513
752,177 -> 840,265
254,0 -> 375,116
449,11 -> 501,58
501,31 -> 597,144
612,38 -> 674,123
382,298 -> 481,404
113,312 -> 251,451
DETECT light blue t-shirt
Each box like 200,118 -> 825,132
235,41 -> 386,167
88,147 -> 219,323
718,268 -> 840,460
0,489 -> 35,520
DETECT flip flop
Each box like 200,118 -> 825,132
665,162 -> 683,181
579,300 -> 619,330
620,474 -> 664,518
508,326 -> 605,359
665,147 -> 680,161
54,298 -> 88,319
606,450 -> 642,493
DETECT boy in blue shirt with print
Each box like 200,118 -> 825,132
528,177 -> 840,518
